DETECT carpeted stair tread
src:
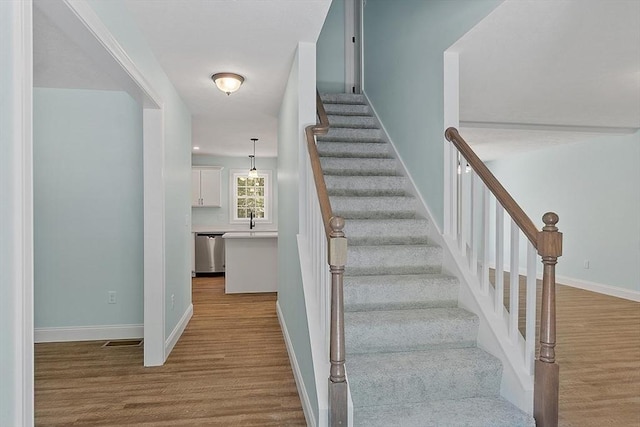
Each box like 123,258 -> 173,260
353,397 -> 535,427
317,141 -> 391,159
346,244 -> 442,276
331,196 -> 418,219
345,307 -> 479,354
348,347 -> 503,407
344,274 -> 459,311
327,114 -> 377,128
344,218 -> 428,245
320,157 -> 398,176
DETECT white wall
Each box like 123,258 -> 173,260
33,88 -> 144,330
487,131 -> 640,297
1,2 -> 33,424
277,42 -> 319,424
191,154 -> 278,229
86,0 -> 193,338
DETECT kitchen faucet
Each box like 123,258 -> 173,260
249,211 -> 255,229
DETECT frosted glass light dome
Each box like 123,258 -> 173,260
211,73 -> 244,95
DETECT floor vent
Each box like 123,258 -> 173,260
102,339 -> 143,348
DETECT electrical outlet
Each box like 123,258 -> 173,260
108,291 -> 117,304
583,260 -> 590,269
171,294 -> 175,310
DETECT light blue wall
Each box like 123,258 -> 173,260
192,155 -> 278,229
33,88 -> 143,327
86,0 -> 193,336
278,43 -> 319,420
362,0 -> 502,230
487,131 -> 640,292
317,0 -> 345,93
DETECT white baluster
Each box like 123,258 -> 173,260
525,242 -> 537,375
495,206 -> 504,316
481,186 -> 490,294
509,219 -> 520,342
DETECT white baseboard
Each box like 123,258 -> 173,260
556,274 -> 640,302
488,261 -> 640,302
164,303 -> 193,357
277,301 -> 316,427
34,324 -> 143,343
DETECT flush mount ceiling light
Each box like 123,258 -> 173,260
248,138 -> 258,178
211,72 -> 244,95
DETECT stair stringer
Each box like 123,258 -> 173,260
360,90 -> 534,414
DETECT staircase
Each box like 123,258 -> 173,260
318,93 -> 535,427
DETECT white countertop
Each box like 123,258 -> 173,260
222,231 -> 278,239
192,225 -> 277,234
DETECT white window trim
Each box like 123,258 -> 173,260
229,169 -> 272,224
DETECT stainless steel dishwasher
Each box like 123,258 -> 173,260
194,233 -> 225,274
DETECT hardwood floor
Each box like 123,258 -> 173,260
495,272 -> 640,427
35,277 -> 306,426
35,276 -> 640,426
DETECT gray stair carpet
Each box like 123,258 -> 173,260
319,93 -> 534,427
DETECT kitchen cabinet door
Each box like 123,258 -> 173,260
192,167 -> 222,207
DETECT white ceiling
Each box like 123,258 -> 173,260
448,0 -> 640,161
124,0 -> 332,158
34,0 -> 639,162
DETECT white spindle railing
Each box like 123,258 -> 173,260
445,128 -> 562,427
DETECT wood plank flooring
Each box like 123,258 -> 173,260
35,277 -> 306,426
35,276 -> 640,426
495,272 -> 640,427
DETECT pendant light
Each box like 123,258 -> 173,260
248,138 -> 258,178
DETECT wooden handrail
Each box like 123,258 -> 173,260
445,127 -> 539,247
305,90 -> 348,426
305,93 -> 332,240
445,127 -> 562,427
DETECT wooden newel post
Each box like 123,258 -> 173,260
534,212 -> 562,427
328,216 -> 348,426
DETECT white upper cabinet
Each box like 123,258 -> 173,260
192,167 -> 222,207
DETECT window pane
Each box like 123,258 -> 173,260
238,187 -> 247,196
247,178 -> 255,186
256,198 -> 264,208
256,209 -> 264,218
257,177 -> 265,186
246,198 -> 255,208
237,198 -> 246,207
237,177 -> 246,186
255,187 -> 264,196
237,208 -> 246,218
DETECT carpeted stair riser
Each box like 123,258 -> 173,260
320,158 -> 398,176
327,114 -> 377,128
331,196 -> 418,219
319,93 -> 535,426
344,274 -> 459,312
353,398 -> 536,427
348,347 -> 503,407
321,93 -> 367,104
345,308 -> 479,354
317,141 -> 391,159
325,176 -> 408,197
317,127 -> 382,142
344,218 -> 429,245
346,245 -> 442,276
323,103 -> 370,116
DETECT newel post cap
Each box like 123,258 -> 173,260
537,212 -> 563,258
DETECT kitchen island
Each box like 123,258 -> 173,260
222,231 -> 277,294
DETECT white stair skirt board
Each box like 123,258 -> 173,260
164,304 -> 193,357
316,93 -> 534,426
35,324 -> 143,343
277,302 -> 318,427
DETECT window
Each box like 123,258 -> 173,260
230,169 -> 271,223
